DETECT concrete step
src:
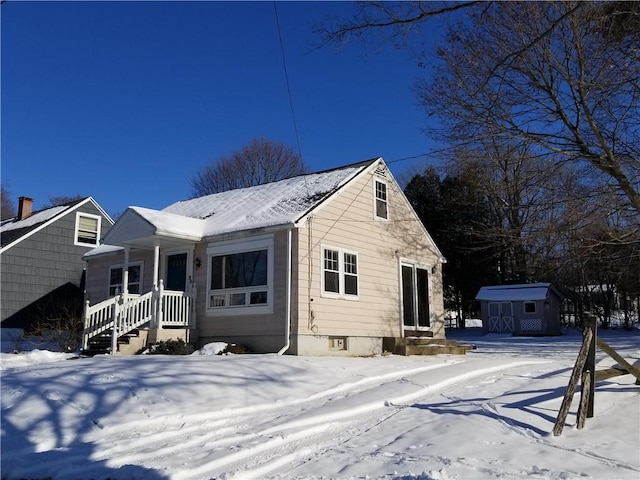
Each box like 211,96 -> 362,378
383,336 -> 476,356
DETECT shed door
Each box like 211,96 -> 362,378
488,302 -> 514,333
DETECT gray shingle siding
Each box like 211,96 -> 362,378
0,201 -> 112,324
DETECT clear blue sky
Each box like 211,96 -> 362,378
2,1 -> 443,218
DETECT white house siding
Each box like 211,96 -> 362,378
293,167 -> 445,355
195,229 -> 291,353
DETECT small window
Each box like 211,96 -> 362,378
322,247 -> 359,299
524,301 -> 537,314
109,264 -> 143,296
375,180 -> 388,219
75,213 -> 101,246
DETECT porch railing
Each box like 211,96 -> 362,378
82,281 -> 196,354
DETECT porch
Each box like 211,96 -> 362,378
82,280 -> 197,355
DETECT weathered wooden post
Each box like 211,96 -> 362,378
553,324 -> 594,436
584,314 -> 596,418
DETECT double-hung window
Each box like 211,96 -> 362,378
207,236 -> 274,315
75,212 -> 102,246
109,263 -> 143,296
322,247 -> 359,299
374,180 -> 388,220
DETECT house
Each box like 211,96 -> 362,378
1,196 -> 114,330
82,158 -> 447,356
475,283 -> 564,336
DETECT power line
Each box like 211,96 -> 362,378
273,2 -> 303,161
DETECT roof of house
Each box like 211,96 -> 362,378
0,197 -> 112,252
475,283 -> 563,302
92,159 -> 379,254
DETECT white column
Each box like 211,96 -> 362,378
122,245 -> 130,297
153,243 -> 160,288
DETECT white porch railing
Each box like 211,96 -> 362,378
82,281 -> 196,354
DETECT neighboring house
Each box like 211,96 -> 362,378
83,158 -> 447,356
475,283 -> 564,336
1,196 -> 114,329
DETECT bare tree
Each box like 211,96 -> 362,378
421,1 -> 640,218
316,1 -> 481,49
44,194 -> 85,208
191,138 -> 309,196
1,184 -> 16,220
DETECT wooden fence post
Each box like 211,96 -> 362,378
553,325 -> 594,436
583,315 -> 596,418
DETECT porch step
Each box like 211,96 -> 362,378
82,329 -> 143,356
383,337 -> 476,356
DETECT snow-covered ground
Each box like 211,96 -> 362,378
1,329 -> 639,480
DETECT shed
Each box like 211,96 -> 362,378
475,283 -> 563,336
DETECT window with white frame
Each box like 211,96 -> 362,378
374,179 -> 388,220
207,236 -> 273,314
322,247 -> 359,298
109,263 -> 143,296
524,301 -> 537,314
75,212 -> 101,246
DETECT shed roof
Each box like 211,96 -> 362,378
475,283 -> 562,302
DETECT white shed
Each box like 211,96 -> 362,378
475,283 -> 563,335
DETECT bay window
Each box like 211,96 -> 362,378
207,236 -> 273,314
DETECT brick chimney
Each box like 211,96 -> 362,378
18,196 -> 33,220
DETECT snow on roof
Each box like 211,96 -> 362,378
0,205 -> 68,233
82,243 -> 125,258
475,283 -> 555,302
88,161 -> 375,251
162,162 -> 371,237
129,206 -> 206,239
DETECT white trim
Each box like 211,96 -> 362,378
399,257 -> 433,331
74,211 -> 102,247
205,234 -> 274,316
320,244 -> 359,301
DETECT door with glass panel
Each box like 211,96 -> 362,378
401,263 -> 431,330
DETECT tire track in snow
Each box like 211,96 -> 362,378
83,361 -> 461,475
186,359 -> 549,480
95,360 -> 461,437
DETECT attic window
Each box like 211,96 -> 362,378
374,180 -> 388,220
75,213 -> 101,246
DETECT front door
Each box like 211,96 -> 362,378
402,264 -> 431,330
166,253 -> 187,291
488,302 -> 514,333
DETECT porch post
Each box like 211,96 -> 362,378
157,279 -> 164,330
122,245 -> 130,297
153,242 -> 160,288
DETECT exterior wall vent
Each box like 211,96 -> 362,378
328,336 -> 348,351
